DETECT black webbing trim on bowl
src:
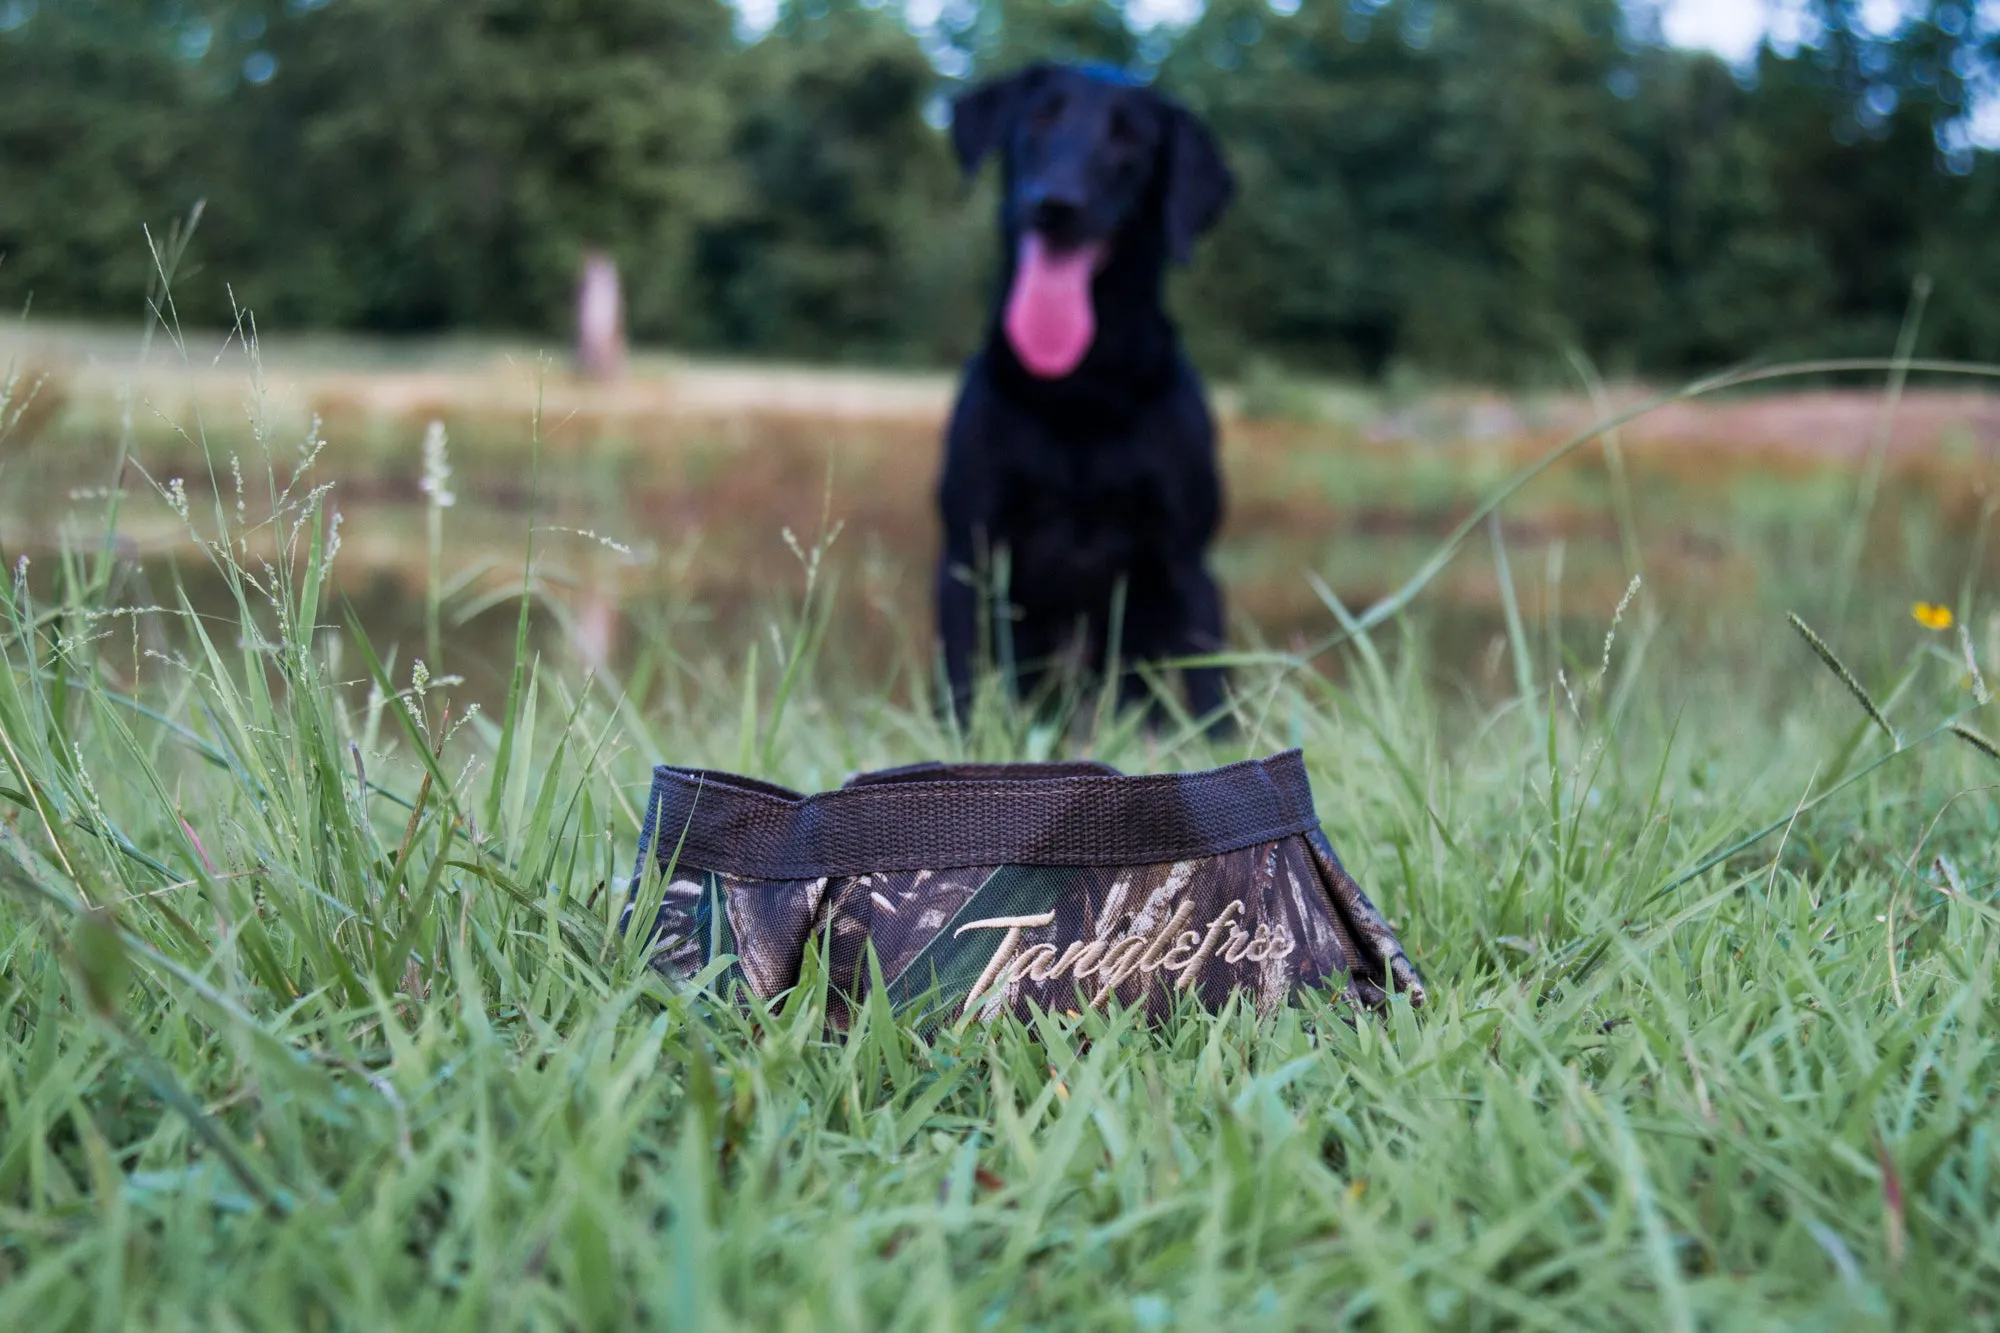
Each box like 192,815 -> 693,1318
636,750 -> 1322,880
843,759 -> 1125,786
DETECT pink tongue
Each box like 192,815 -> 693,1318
1004,234 -> 1101,379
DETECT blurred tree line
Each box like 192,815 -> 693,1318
3,0 -> 1998,381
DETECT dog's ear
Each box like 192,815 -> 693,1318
1163,104 -> 1235,265
950,65 -> 1046,175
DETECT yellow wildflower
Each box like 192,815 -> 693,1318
1912,602 -> 1954,632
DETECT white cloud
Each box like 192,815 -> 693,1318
1660,0 -> 1938,63
1658,0 -> 1768,64
735,0 -> 778,40
1970,92 -> 2000,147
1125,0 -> 1201,27
1854,0 -> 1916,37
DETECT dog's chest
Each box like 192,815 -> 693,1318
988,435 -> 1177,591
996,433 -> 1166,525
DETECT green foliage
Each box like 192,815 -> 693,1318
217,0 -> 742,337
692,0 -> 981,360
0,0 -> 220,314
1167,0 -> 1661,378
1166,0 -> 2000,378
2,0 -> 2000,377
944,0 -> 1142,72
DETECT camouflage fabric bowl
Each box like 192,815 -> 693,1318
625,751 -> 1424,1031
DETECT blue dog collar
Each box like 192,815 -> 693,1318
1072,60 -> 1147,87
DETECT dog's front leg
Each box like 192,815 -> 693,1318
936,556 -> 980,724
1177,564 -> 1232,731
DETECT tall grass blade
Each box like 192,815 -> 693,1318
1488,514 -> 1535,710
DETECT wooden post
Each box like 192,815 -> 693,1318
576,249 -> 626,381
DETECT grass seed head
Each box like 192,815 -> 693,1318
1949,724 -> 2000,765
1788,612 -> 1897,745
419,419 -> 455,509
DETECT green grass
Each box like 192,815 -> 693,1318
2,304 -> 2000,1331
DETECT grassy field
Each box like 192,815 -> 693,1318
7,313 -> 1997,694
2,308 -> 2000,1330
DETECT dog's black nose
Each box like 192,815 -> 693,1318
1028,195 -> 1085,239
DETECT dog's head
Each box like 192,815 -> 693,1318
951,63 -> 1234,379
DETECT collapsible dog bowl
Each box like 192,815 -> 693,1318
625,751 -> 1423,1030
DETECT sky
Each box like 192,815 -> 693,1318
1658,0 -> 1924,63
1658,0 -> 1773,62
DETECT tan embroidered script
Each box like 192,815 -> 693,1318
953,898 -> 1295,1017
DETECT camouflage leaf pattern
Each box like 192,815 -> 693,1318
630,833 -> 1423,1030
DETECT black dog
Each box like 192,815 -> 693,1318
936,62 -> 1236,728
